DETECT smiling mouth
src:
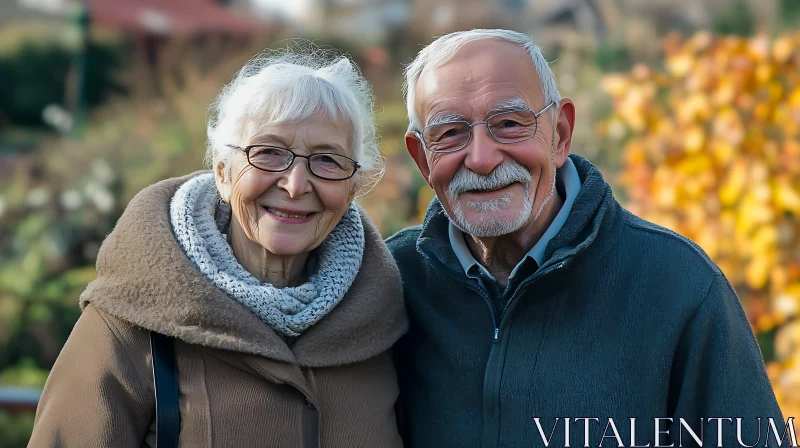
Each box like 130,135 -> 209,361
466,183 -> 516,194
265,207 -> 312,219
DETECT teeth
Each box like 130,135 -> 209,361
270,208 -> 308,219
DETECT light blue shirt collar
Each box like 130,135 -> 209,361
448,157 -> 582,283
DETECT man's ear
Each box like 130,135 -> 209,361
214,159 -> 232,203
405,131 -> 432,188
554,98 -> 576,167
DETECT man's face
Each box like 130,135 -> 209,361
407,39 -> 570,237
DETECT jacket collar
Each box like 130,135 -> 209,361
416,154 -> 624,279
80,171 -> 407,368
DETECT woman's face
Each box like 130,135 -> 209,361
217,116 -> 356,256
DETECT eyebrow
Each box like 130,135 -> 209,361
310,143 -> 346,153
488,97 -> 530,115
250,134 -> 345,154
425,97 -> 531,128
426,113 -> 467,128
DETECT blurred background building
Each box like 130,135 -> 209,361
2,0 -> 800,445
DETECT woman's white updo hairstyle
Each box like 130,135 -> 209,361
206,44 -> 383,196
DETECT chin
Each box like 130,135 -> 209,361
452,196 -> 532,237
467,210 -> 519,223
259,238 -> 311,257
465,209 -> 522,226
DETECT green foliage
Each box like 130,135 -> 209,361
0,358 -> 49,388
594,40 -> 631,73
781,0 -> 800,25
0,40 -> 232,417
0,39 -> 126,129
0,411 -> 35,448
713,0 -> 756,37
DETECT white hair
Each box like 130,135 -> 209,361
403,29 -> 562,132
206,45 -> 383,195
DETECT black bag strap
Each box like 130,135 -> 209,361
150,331 -> 181,448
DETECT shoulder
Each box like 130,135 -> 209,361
124,170 -> 211,211
79,305 -> 152,367
385,225 -> 422,249
85,304 -> 150,344
142,170 -> 210,194
610,212 -> 746,335
385,225 -> 423,260
49,304 -> 153,394
619,209 -> 723,278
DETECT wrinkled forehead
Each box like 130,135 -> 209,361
415,39 -> 543,124
241,108 -> 355,154
237,115 -> 353,161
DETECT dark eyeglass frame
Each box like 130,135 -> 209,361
226,144 -> 361,181
414,101 -> 556,154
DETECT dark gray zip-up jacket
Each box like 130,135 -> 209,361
387,154 -> 786,448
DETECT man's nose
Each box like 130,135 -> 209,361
462,124 -> 503,176
278,160 -> 313,198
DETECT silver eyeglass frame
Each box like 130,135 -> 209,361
414,101 -> 556,154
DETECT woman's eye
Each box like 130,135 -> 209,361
251,147 -> 285,158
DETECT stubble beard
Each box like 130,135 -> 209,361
448,152 -> 557,238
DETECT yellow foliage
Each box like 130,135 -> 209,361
605,32 -> 800,412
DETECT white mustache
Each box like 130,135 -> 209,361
447,161 -> 532,199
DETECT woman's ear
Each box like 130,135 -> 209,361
214,160 -> 232,203
349,174 -> 361,197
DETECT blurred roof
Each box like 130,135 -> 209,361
87,0 -> 269,36
0,386 -> 41,412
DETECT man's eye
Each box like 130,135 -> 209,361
497,120 -> 522,128
434,126 -> 466,140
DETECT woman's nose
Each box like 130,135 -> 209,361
277,160 -> 314,198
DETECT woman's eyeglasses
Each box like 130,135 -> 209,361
226,145 -> 360,181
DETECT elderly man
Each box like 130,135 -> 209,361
387,29 -> 787,447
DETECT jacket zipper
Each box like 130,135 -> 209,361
481,260 -> 568,448
419,245 -> 569,448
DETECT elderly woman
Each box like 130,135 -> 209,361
28,49 -> 407,447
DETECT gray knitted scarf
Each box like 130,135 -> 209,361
169,173 -> 365,337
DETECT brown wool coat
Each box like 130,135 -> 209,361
28,172 -> 408,448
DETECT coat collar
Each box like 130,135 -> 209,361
416,154 -> 624,279
80,171 -> 407,367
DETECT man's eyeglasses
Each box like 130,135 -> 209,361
226,144 -> 360,181
415,102 -> 555,153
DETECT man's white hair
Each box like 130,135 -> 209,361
206,45 -> 383,195
403,29 -> 562,132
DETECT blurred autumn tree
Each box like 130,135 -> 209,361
600,31 -> 800,416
